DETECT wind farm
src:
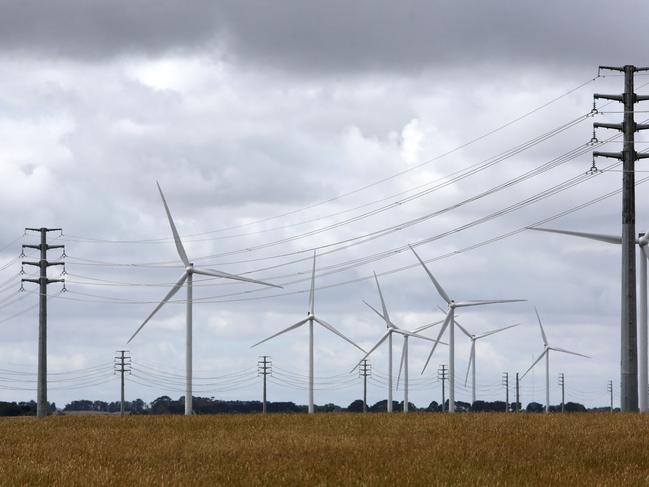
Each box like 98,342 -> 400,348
4,1 -> 649,485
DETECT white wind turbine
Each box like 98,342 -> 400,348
252,251 -> 365,414
455,319 -> 520,405
521,307 -> 590,413
128,182 -> 282,416
528,225 -> 649,412
352,273 -> 445,413
409,245 -> 525,412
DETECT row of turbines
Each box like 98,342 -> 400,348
128,183 -> 591,415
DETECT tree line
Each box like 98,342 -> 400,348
0,396 -> 615,416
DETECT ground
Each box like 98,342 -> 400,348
1,413 -> 648,486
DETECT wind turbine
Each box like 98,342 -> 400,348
521,307 -> 589,413
353,273 -> 444,412
409,245 -> 525,412
528,225 -> 649,412
252,251 -> 365,414
455,320 -> 520,405
127,182 -> 282,416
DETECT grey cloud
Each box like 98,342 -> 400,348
1,0 -> 648,72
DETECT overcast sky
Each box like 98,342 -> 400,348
1,1 -> 649,410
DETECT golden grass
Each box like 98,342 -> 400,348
1,413 -> 649,486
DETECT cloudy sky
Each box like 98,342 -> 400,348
1,0 -> 649,409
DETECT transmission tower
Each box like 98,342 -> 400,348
359,359 -> 371,413
257,356 -> 272,414
608,380 -> 614,413
502,372 -> 509,412
114,350 -> 131,416
20,227 -> 65,417
593,65 -> 649,412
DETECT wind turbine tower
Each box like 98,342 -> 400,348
528,225 -> 649,412
253,251 -> 365,414
409,245 -> 524,412
521,308 -> 589,413
354,273 -> 443,413
128,182 -> 281,416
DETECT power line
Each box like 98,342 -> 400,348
63,76 -> 599,246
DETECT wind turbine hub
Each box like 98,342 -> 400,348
186,264 -> 194,273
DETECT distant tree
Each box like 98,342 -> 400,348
64,400 -> 94,411
526,402 -> 544,413
564,402 -> 587,412
369,400 -> 399,412
347,400 -> 365,412
426,401 -> 440,412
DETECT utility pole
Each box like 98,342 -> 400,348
608,380 -> 614,412
502,372 -> 509,412
358,359 -> 371,413
438,364 -> 448,412
114,350 -> 131,416
515,372 -> 520,412
257,356 -> 272,414
20,227 -> 65,417
558,373 -> 565,413
593,65 -> 649,412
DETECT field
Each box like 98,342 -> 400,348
1,413 -> 649,486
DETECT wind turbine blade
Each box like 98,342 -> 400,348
396,339 -> 406,391
521,350 -> 547,379
534,307 -> 549,346
156,182 -> 190,267
127,272 -> 187,343
313,316 -> 366,353
476,323 -> 521,339
642,245 -> 649,261
526,226 -> 622,245
550,347 -> 590,359
362,300 -> 395,329
409,245 -> 452,304
373,272 -> 391,323
420,310 -> 452,374
351,331 -> 390,372
193,267 -> 282,288
251,317 -> 310,348
455,299 -> 526,308
308,250 -> 316,314
454,319 -> 472,338
412,318 -> 445,333
464,342 -> 475,387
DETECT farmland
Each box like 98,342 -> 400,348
1,413 -> 648,486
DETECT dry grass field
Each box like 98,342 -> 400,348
1,413 -> 649,486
